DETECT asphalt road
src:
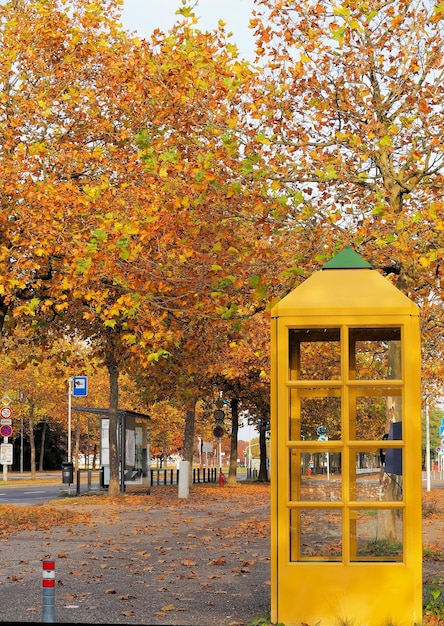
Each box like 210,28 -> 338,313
0,483 -> 61,505
0,470 -> 441,506
0,482 -> 99,505
0,472 -> 103,505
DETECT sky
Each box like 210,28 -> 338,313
120,0 -> 256,60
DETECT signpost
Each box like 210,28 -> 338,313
0,424 -> 13,438
0,406 -> 12,419
0,443 -> 13,466
213,425 -> 224,438
213,425 -> 223,472
1,395 -> 12,481
73,376 -> 88,397
68,376 -> 88,465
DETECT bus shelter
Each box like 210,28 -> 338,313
72,407 -> 150,493
270,247 -> 422,625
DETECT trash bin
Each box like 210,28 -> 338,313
61,461 -> 74,484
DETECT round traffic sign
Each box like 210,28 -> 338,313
0,406 -> 12,419
0,424 -> 13,438
213,425 -> 224,438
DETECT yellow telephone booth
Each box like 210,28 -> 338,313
270,247 -> 422,626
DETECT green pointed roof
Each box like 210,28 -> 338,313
323,245 -> 372,269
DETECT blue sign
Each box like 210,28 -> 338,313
440,425 -> 444,438
73,376 -> 88,397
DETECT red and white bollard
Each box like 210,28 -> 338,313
42,560 -> 55,623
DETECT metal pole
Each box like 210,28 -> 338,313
42,560 -> 55,622
20,414 -> 24,473
68,378 -> 73,463
426,402 -> 431,492
2,436 -> 8,481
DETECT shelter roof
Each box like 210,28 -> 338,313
71,407 -> 150,421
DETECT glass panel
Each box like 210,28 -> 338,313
352,450 -> 403,501
290,328 -> 341,380
351,509 -> 403,561
290,390 -> 342,440
290,509 -> 342,560
296,451 -> 342,501
353,392 -> 402,440
349,328 -> 401,380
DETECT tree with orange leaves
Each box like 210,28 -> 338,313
242,0 -> 444,397
0,1 -> 276,494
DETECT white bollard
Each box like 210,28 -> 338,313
178,460 -> 190,499
42,560 -> 56,623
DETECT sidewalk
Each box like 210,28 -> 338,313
0,481 -> 442,625
0,484 -> 271,625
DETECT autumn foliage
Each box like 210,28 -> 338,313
1,0 -> 444,494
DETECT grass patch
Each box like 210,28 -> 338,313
358,538 -> 403,557
424,576 -> 444,621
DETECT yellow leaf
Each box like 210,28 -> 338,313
378,135 -> 392,147
227,114 -> 238,129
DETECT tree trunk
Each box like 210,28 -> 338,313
28,402 -> 36,479
162,433 -> 167,467
378,341 -> 402,540
92,443 -> 97,469
0,298 -> 8,348
183,399 -> 196,484
38,419 -> 47,472
105,337 -> 120,496
228,397 -> 239,485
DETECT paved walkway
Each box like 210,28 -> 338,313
0,485 -> 271,625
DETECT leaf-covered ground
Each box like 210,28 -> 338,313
0,482 -> 442,625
